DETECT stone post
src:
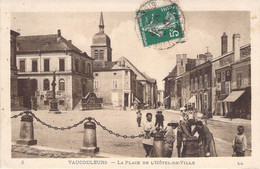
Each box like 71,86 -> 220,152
80,121 -> 99,157
16,112 -> 37,145
151,131 -> 164,157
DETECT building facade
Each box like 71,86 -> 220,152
10,30 -> 21,110
212,32 -> 251,118
189,61 -> 212,114
92,12 -> 157,109
16,30 -> 94,110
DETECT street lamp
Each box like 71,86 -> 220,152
49,71 -> 61,114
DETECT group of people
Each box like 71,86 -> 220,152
136,109 -> 248,157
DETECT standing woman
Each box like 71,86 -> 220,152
142,112 -> 154,157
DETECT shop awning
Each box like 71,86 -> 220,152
223,90 -> 245,102
188,96 -> 196,103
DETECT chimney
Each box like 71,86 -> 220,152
221,32 -> 228,55
182,54 -> 187,72
68,40 -> 72,43
176,54 -> 181,76
233,33 -> 240,62
58,29 -> 61,37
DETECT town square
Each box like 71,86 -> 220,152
9,10 -> 251,158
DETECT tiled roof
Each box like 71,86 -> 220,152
163,66 -> 177,80
17,34 -> 82,53
142,72 -> 156,83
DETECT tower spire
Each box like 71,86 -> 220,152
99,12 -> 104,33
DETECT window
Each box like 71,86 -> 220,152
221,71 -> 225,82
195,77 -> 198,90
59,79 -> 65,91
44,100 -> 49,105
59,59 -> 65,71
225,81 -> 230,94
191,79 -> 194,90
94,50 -> 99,59
32,60 -> 38,72
75,59 -> 79,72
113,72 -> 117,76
217,83 -> 221,91
113,80 -> 118,89
44,59 -> 50,72
19,60 -> 25,72
87,63 -> 91,74
94,80 -> 100,89
204,94 -> 208,110
125,71 -> 128,76
59,100 -> 65,105
43,79 -> 50,91
95,73 -> 99,76
237,72 -> 243,87
199,75 -> 202,89
204,74 -> 208,88
100,50 -> 104,59
82,61 -> 85,73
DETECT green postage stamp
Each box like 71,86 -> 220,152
137,3 -> 184,47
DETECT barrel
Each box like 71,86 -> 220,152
182,136 -> 199,157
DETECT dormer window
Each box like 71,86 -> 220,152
45,42 -> 50,46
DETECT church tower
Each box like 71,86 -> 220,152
91,12 -> 112,62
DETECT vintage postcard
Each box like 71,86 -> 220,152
1,0 -> 260,168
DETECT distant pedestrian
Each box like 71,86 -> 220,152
142,113 -> 155,157
232,125 -> 247,157
136,110 -> 142,127
155,111 -> 164,128
162,120 -> 178,157
193,108 -> 198,120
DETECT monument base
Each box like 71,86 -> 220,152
80,147 -> 99,157
16,139 -> 37,145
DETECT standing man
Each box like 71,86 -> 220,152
142,112 -> 155,157
155,111 -> 164,128
136,109 -> 142,127
163,120 -> 179,157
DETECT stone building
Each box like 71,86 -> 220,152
189,60 -> 212,114
163,66 -> 177,109
16,30 -> 94,110
211,32 -> 251,117
92,12 -> 157,109
10,30 -> 21,110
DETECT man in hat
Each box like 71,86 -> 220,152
162,120 -> 179,157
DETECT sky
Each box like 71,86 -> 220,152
11,11 -> 250,90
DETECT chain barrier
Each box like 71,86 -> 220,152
11,111 -> 144,139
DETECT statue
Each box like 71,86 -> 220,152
49,71 -> 61,114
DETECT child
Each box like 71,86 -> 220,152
232,125 -> 247,157
155,111 -> 164,128
163,120 -> 178,157
136,110 -> 142,127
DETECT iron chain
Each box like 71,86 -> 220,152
92,118 -> 144,139
11,111 -> 144,139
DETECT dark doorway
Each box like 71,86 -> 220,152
124,93 -> 129,107
18,79 -> 31,109
82,84 -> 86,97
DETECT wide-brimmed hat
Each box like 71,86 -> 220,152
167,120 -> 178,126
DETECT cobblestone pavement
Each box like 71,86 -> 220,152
11,109 -> 251,158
